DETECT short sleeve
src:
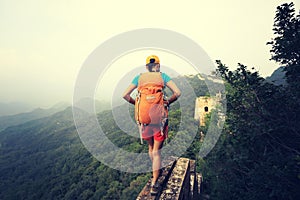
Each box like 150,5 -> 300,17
131,74 -> 140,86
161,72 -> 171,84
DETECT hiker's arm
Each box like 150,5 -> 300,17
123,84 -> 137,105
165,80 -> 181,105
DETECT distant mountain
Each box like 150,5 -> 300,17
0,102 -> 33,116
73,98 -> 111,114
265,66 -> 287,86
0,102 -> 69,131
0,107 -> 146,200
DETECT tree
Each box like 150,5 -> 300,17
267,2 -> 300,98
202,60 -> 300,199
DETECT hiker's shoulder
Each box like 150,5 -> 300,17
132,74 -> 141,85
161,72 -> 171,82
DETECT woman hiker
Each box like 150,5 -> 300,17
123,55 -> 181,195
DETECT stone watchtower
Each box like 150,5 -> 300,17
194,92 -> 221,126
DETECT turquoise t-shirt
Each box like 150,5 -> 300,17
131,72 -> 171,86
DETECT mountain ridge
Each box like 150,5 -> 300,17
265,66 -> 287,86
0,101 -> 33,116
0,102 -> 70,132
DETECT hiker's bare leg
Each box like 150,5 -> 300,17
152,140 -> 164,184
147,138 -> 154,162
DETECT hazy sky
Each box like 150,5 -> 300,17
1,0 -> 299,108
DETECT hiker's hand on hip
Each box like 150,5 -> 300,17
163,100 -> 169,106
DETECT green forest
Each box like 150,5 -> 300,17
0,2 -> 299,200
200,3 -> 300,199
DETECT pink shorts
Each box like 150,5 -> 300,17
142,125 -> 168,141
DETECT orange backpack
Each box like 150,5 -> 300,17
135,72 -> 168,125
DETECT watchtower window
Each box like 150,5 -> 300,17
204,106 -> 209,112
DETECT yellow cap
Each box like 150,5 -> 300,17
146,55 -> 160,64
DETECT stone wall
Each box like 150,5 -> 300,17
136,157 -> 202,200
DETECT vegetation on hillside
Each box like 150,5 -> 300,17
200,3 -> 300,199
0,73 -> 208,199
